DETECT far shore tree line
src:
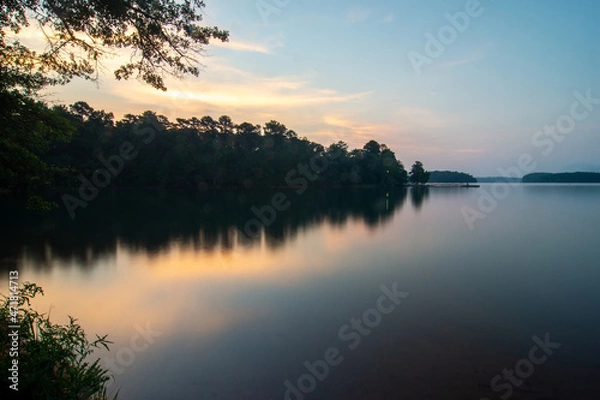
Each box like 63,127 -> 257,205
428,170 -> 477,183
2,100 -> 435,205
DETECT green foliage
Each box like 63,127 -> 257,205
0,90 -> 76,206
428,170 -> 477,183
0,282 -> 115,399
345,140 -> 408,187
263,120 -> 296,138
409,161 -> 430,185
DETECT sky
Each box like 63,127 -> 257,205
40,0 -> 600,176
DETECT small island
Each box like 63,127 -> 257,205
428,170 -> 477,183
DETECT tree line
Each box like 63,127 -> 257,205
522,172 -> 600,183
0,0 -> 430,210
2,99 -> 433,204
428,170 -> 477,183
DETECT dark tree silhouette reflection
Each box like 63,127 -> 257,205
0,188 -> 409,270
410,186 -> 430,211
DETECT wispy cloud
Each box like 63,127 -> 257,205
104,63 -> 372,119
382,14 -> 395,23
441,43 -> 494,69
345,7 -> 370,24
159,87 -> 370,108
313,112 -> 466,163
211,39 -> 275,54
319,115 -> 400,149
441,54 -> 486,69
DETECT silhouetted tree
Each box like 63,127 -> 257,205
409,161 -> 430,185
0,91 -> 76,208
428,170 -> 476,183
263,120 -> 298,138
363,140 -> 382,155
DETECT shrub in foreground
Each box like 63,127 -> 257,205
0,282 -> 116,399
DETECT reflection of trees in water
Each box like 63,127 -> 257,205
0,188 -> 409,269
410,186 -> 430,210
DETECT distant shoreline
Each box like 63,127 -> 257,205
522,172 -> 600,183
474,172 -> 600,183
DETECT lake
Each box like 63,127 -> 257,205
1,184 -> 599,399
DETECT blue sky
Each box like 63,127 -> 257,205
46,0 -> 600,176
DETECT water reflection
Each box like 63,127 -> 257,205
0,188 -> 413,270
1,185 -> 600,399
409,186 -> 430,210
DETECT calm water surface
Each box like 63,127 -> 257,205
1,184 -> 599,399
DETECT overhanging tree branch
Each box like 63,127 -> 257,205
1,0 -> 229,92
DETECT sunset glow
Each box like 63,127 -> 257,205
24,0 -> 597,176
